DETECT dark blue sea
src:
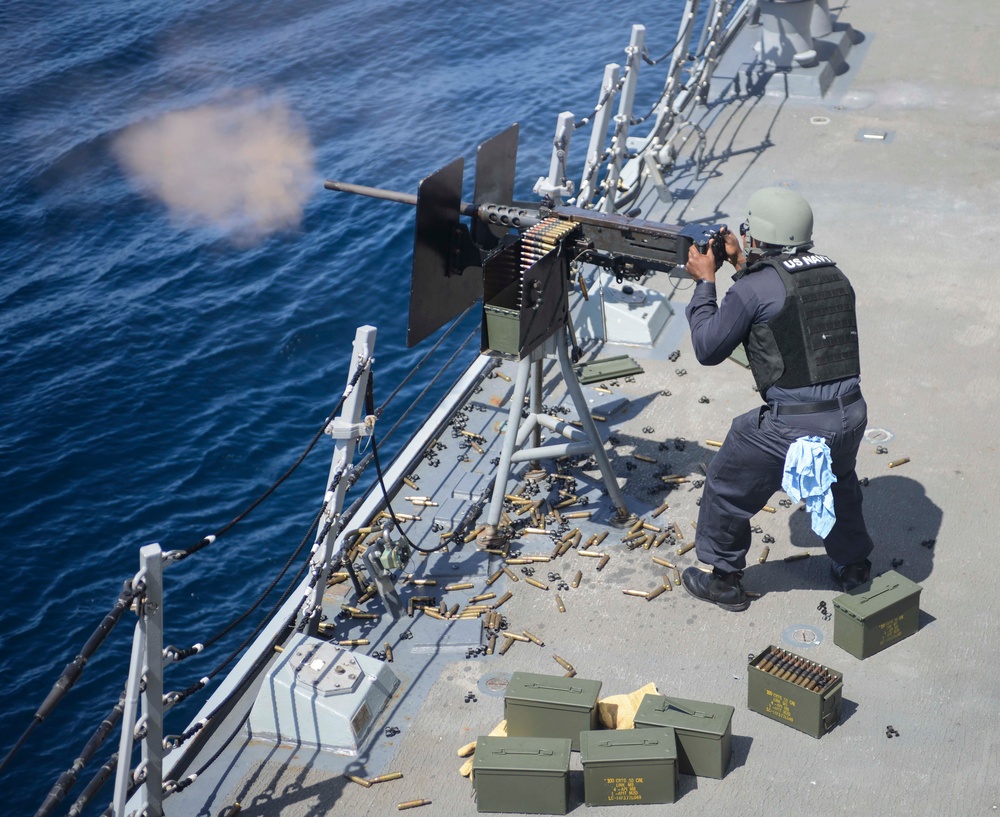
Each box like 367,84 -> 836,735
1,1 -> 687,811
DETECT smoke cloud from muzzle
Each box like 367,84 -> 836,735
114,92 -> 315,242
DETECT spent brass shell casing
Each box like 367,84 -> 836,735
557,539 -> 574,557
526,578 -> 549,591
594,531 -> 609,546
486,568 -> 504,586
487,633 -> 496,654
642,522 -> 662,533
469,593 -> 495,603
496,371 -> 512,382
369,772 -> 404,784
592,413 -> 606,422
555,594 -> 566,613
563,511 -> 593,519
634,453 -> 657,463
338,639 -> 369,647
506,558 -> 532,565
501,632 -> 530,642
671,567 -> 681,586
629,519 -> 645,534
578,550 -> 605,558
397,800 -> 431,810
219,805 -> 241,817
448,603 -> 460,616
501,566 -> 520,582
385,643 -> 393,663
596,554 -> 610,571
671,522 -> 684,540
498,636 -> 516,655
345,774 -> 372,788
564,669 -> 577,678
523,527 -> 550,535
529,555 -> 552,563
492,591 -> 513,609
652,501 -> 670,518
677,542 -> 696,555
623,589 -> 649,598
646,584 -> 667,601
403,477 -> 419,489
523,630 -> 544,646
759,546 -> 770,564
652,556 -> 675,569
423,609 -> 446,621
654,533 -> 669,548
553,497 -> 578,509
572,570 -> 582,588
410,579 -> 437,586
762,505 -> 776,513
404,495 -> 431,503
552,654 -> 574,671
706,439 -> 723,448
783,552 -> 810,562
888,457 -> 910,468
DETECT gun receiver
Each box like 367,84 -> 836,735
324,125 -> 720,351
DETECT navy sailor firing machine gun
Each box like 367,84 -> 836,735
326,124 -> 722,568
325,124 -> 723,361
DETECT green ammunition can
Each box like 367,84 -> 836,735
633,694 -> 734,778
504,671 -> 602,751
579,728 -> 677,806
747,647 -> 843,738
832,570 -> 922,659
472,736 -> 572,815
484,301 -> 521,358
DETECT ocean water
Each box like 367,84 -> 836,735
0,1 -> 687,811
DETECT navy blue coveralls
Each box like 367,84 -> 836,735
685,265 -> 875,574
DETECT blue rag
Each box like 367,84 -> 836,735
781,436 -> 837,538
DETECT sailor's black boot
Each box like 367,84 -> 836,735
682,567 -> 750,612
831,558 -> 872,592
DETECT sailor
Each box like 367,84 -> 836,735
680,187 -> 874,611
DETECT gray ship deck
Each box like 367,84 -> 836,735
167,1 -> 1000,814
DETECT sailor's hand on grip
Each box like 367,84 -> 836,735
685,242 -> 720,283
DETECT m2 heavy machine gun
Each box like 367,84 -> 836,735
325,124 -> 719,545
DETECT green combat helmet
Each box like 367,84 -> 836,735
745,187 -> 814,253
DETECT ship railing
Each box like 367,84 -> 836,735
14,326 -> 389,815
536,0 -> 754,212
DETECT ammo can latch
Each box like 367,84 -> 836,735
597,738 -> 661,748
494,748 -> 554,757
857,583 -> 899,604
656,700 -> 715,718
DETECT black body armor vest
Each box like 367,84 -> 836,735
741,252 -> 861,393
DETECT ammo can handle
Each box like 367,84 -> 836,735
597,739 -> 659,748
494,748 -> 554,757
525,683 -> 582,694
656,700 -> 713,719
858,583 -> 899,604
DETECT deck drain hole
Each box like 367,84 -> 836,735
479,672 -> 511,697
782,624 -> 823,649
810,115 -> 831,125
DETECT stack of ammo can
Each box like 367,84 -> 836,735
472,572 -> 923,811
472,671 -> 734,813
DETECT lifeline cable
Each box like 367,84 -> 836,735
174,353 -> 370,562
0,580 -> 141,777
